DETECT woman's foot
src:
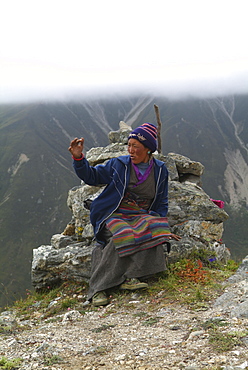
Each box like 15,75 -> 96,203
120,278 -> 148,291
92,291 -> 109,306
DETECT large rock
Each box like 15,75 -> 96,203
32,243 -> 93,291
213,255 -> 248,318
108,121 -> 132,144
31,122 -> 230,291
168,152 -> 205,176
168,181 -> 229,225
167,237 -> 230,264
86,143 -> 128,166
67,185 -> 103,241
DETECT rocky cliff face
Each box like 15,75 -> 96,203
31,123 -> 230,291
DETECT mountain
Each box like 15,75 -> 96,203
0,94 -> 247,307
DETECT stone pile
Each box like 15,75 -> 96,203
31,122 -> 230,291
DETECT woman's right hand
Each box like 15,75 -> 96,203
68,137 -> 84,158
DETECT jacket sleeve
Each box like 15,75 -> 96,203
73,157 -> 115,186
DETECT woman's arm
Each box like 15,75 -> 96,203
73,157 -> 114,186
69,137 -> 114,186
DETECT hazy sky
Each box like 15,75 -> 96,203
1,0 -> 248,103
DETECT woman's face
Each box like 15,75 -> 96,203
128,138 -> 150,164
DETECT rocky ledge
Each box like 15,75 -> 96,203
0,255 -> 247,370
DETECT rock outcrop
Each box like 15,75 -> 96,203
31,123 -> 230,291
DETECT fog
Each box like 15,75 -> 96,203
1,0 -> 248,103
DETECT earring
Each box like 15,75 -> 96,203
148,151 -> 151,154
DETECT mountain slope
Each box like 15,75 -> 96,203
0,97 -> 152,306
0,94 -> 247,307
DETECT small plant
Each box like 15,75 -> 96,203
60,297 -> 78,310
90,324 -> 116,333
201,318 -> 229,330
0,326 -> 13,335
0,357 -> 22,369
172,258 -> 210,284
142,317 -> 160,326
43,355 -> 63,366
94,346 -> 109,355
202,318 -> 228,330
187,247 -> 220,268
133,311 -> 148,318
208,329 -> 245,352
224,259 -> 239,271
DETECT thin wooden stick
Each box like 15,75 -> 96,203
154,104 -> 162,153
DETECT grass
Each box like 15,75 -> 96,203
1,255 -> 240,326
43,354 -> 64,366
4,281 -> 88,323
0,357 -> 22,370
208,329 -> 247,352
90,324 -> 116,333
201,318 -> 229,330
199,318 -> 248,353
139,256 -> 238,310
141,317 -> 161,326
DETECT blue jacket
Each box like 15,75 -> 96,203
73,155 -> 169,241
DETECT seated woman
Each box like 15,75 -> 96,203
68,123 -> 180,306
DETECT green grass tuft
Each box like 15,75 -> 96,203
0,357 -> 22,370
208,329 -> 246,352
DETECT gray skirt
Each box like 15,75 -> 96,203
87,239 -> 166,300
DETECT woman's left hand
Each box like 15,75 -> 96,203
169,234 -> 181,241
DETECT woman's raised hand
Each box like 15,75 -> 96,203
68,138 -> 84,159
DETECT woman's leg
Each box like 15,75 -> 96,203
88,240 -> 166,300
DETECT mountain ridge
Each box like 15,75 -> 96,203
0,94 -> 247,307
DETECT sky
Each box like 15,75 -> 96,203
1,0 -> 248,103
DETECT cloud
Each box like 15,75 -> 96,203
1,0 -> 248,103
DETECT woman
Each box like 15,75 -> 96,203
68,123 -> 180,306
